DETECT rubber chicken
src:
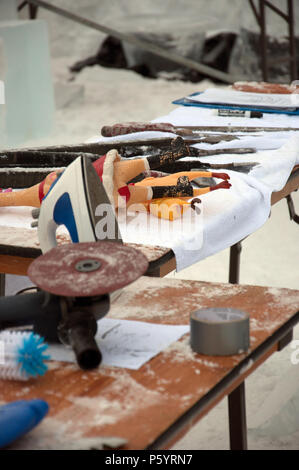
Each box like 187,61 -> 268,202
0,149 -> 231,220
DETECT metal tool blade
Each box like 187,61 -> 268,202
191,161 -> 258,174
228,162 -> 259,173
28,242 -> 148,297
81,158 -> 122,244
192,177 -> 217,188
188,147 -> 256,157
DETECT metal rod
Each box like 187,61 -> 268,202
259,0 -> 268,82
29,3 -> 38,19
25,0 -> 236,84
229,242 -> 242,284
255,0 -> 296,82
288,0 -> 297,81
17,0 -> 28,11
0,274 -> 5,297
18,0 -> 39,18
249,0 -> 261,27
228,382 -> 248,450
286,194 -> 299,224
264,0 -> 289,21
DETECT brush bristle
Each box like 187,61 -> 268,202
0,331 -> 50,381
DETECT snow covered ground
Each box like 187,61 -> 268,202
3,1 -> 299,450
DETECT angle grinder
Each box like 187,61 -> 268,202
0,242 -> 148,370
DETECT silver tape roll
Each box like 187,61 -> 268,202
190,308 -> 250,356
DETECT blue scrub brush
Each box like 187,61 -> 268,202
0,331 -> 50,380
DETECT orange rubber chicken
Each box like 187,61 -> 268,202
0,149 -> 231,220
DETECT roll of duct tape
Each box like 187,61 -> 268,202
190,308 -> 250,356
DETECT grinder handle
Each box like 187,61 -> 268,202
68,321 -> 102,370
0,291 -> 61,340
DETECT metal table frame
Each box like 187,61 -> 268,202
249,0 -> 297,82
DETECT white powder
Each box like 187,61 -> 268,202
61,369 -> 166,428
9,415 -> 126,450
162,335 -> 221,369
8,368 -> 166,450
265,287 -> 299,310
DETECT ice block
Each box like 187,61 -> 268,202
0,19 -> 55,147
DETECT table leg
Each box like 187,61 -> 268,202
277,329 -> 293,351
229,242 -> 242,284
228,381 -> 248,450
0,273 -> 5,297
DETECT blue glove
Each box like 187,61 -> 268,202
0,399 -> 49,448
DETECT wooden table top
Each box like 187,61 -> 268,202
0,225 -> 173,276
1,277 -> 298,450
0,226 -> 169,262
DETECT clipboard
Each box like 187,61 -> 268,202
172,92 -> 299,115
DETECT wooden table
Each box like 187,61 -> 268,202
0,228 -> 175,278
0,167 -> 298,286
1,277 -> 298,450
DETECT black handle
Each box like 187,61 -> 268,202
68,320 -> 102,370
0,291 -> 62,342
0,293 -> 103,369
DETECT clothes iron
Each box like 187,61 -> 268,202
36,156 -> 121,253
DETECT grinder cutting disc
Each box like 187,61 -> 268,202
28,241 -> 149,297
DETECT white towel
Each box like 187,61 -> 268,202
119,107 -> 299,271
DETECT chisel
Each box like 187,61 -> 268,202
101,122 -> 236,139
101,121 -> 299,137
156,160 -> 258,174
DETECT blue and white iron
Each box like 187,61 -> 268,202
37,156 -> 122,254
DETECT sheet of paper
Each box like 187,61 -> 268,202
186,88 -> 299,110
48,318 -> 190,370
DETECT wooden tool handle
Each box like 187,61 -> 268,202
101,122 -> 175,137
